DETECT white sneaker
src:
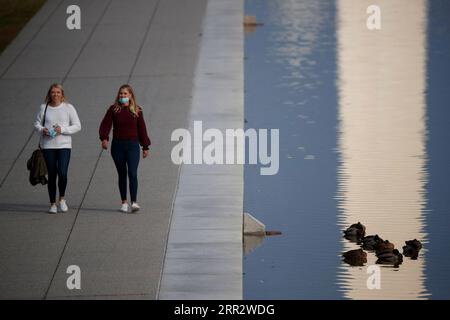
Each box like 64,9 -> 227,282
59,200 -> 68,212
48,204 -> 57,214
131,202 -> 141,212
120,203 -> 129,213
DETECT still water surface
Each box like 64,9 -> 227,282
244,0 -> 450,299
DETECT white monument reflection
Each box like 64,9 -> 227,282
336,0 -> 430,299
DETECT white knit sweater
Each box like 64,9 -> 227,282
34,102 -> 81,149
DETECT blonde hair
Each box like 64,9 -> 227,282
45,83 -> 66,103
113,84 -> 141,117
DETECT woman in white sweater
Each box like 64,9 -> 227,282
34,83 -> 81,213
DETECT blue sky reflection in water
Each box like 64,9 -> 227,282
244,0 -> 340,299
244,0 -> 450,299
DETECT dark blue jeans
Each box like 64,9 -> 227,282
111,140 -> 140,202
42,148 -> 71,204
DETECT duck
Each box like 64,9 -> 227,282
402,239 -> 423,259
343,222 -> 366,241
342,249 -> 367,266
361,234 -> 383,251
375,240 -> 395,256
376,249 -> 403,266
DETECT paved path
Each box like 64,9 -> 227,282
158,0 -> 244,299
0,0 -> 237,299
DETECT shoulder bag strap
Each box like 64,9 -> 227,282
39,103 -> 49,150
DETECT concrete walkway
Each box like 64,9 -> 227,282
158,0 -> 244,299
0,0 -> 244,299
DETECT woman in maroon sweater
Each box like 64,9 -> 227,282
99,84 -> 151,213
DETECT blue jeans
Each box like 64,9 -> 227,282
42,148 -> 71,204
111,140 -> 140,202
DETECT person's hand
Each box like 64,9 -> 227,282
143,149 -> 149,158
55,126 -> 61,135
101,140 -> 108,150
43,128 -> 49,136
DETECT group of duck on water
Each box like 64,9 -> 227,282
342,222 -> 423,267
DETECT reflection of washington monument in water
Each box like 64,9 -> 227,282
336,0 -> 429,299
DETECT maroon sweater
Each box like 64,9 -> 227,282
99,105 -> 151,150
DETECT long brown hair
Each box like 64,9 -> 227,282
113,84 -> 141,117
45,83 -> 66,103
